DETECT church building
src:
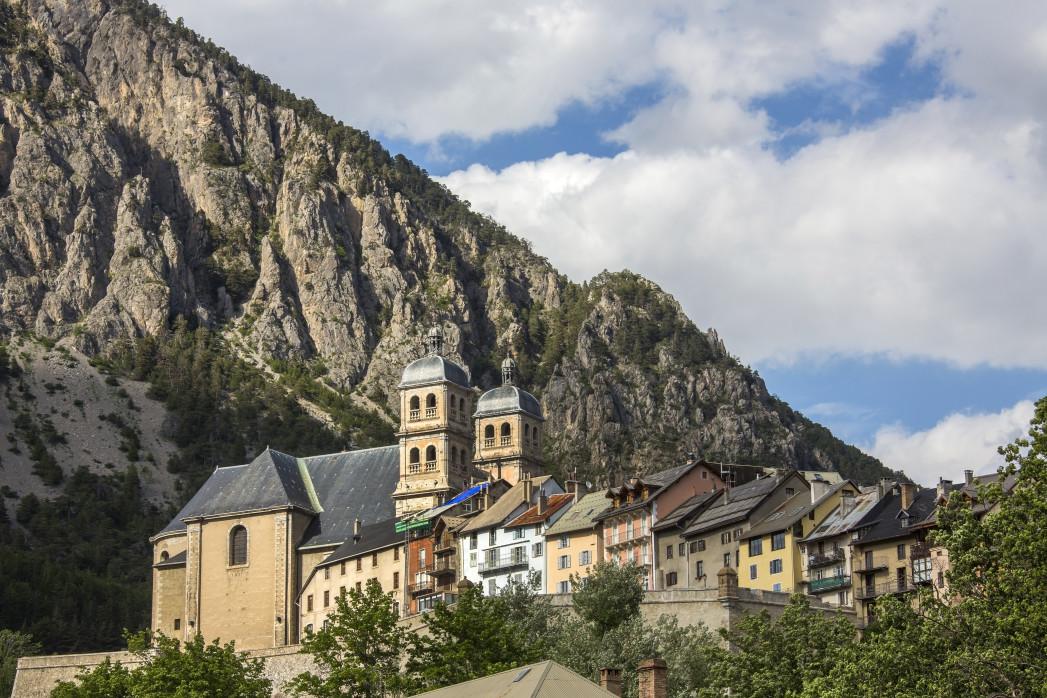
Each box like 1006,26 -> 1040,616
149,326 -> 547,650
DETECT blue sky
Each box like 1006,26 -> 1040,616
165,0 -> 1047,485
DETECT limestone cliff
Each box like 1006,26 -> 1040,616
0,0 -> 896,487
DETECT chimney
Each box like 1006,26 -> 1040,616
637,659 -> 667,698
599,668 -> 622,697
522,474 -> 534,504
810,479 -> 832,503
900,483 -> 915,511
877,478 -> 893,500
937,478 -> 953,499
965,469 -> 974,486
537,491 -> 547,515
839,494 -> 856,517
353,519 -> 361,540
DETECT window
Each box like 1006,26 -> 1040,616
340,561 -> 346,575
174,618 -> 180,631
770,558 -> 783,574
307,595 -> 314,612
488,579 -> 497,596
750,564 -> 758,580
558,555 -> 571,570
489,530 -> 497,546
305,624 -> 313,634
323,591 -> 330,607
513,527 -> 525,539
372,553 -> 379,567
913,556 -> 932,584
627,518 -> 634,539
469,552 -> 477,567
324,567 -> 330,580
557,580 -> 570,594
160,550 -> 169,561
419,549 -> 426,567
724,552 -> 732,568
838,590 -> 849,605
371,577 -> 379,588
409,448 -> 420,464
749,538 -> 763,556
356,558 -> 362,571
696,561 -> 705,579
691,540 -> 706,553
771,532 -> 786,550
393,572 -> 400,589
229,525 -> 247,566
323,620 -> 329,631
393,601 -> 400,616
702,470 -> 708,479
394,546 -> 400,561
721,531 -> 731,544
937,571 -> 944,587
355,581 -> 362,592
772,583 -> 782,592
734,528 -> 743,541
558,534 -> 570,549
340,586 -> 346,597
666,545 -> 674,559
500,422 -> 511,445
666,571 -> 678,587
470,533 -> 478,550
532,542 -> 544,557
679,542 -> 685,556
786,487 -> 795,496
897,544 -> 906,560
642,542 -> 649,565
641,513 -> 649,535
579,549 -> 592,565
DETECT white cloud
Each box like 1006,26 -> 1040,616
865,400 -> 1035,487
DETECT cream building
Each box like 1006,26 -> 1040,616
542,489 -> 608,594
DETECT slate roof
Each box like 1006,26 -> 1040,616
320,518 -> 402,567
800,489 -> 886,545
912,471 -> 1019,529
410,660 -> 618,698
399,355 -> 470,389
474,385 -> 544,419
682,474 -> 806,538
652,490 -> 721,532
596,461 -> 706,520
459,476 -> 557,534
505,494 -> 575,528
543,492 -> 611,537
153,549 -> 186,569
741,480 -> 852,541
154,445 -> 400,550
852,486 -> 939,546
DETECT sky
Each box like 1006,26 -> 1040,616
160,0 -> 1047,486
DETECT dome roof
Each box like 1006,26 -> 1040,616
474,385 -> 544,420
398,355 -> 470,389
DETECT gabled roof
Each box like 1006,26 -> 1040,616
155,445 -> 400,549
505,494 -> 575,528
741,480 -> 853,541
597,461 -> 710,520
459,476 -> 557,534
852,486 -> 939,546
409,660 -> 618,698
682,473 -> 807,538
652,490 -> 721,532
800,488 -> 885,544
912,471 -> 1019,529
543,492 -> 611,537
320,519 -> 402,567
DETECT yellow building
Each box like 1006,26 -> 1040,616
737,480 -> 856,594
542,489 -> 607,594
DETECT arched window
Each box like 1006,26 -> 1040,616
451,446 -> 458,465
460,449 -> 467,465
484,424 -> 495,447
410,395 -> 420,410
230,525 -> 247,566
409,448 -> 420,464
425,445 -> 437,462
425,393 -> 437,418
524,423 -> 531,438
459,396 -> 466,411
500,422 -> 512,445
160,550 -> 169,561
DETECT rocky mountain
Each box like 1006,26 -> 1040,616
0,0 -> 900,494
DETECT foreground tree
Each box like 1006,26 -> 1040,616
406,583 -> 543,690
1,630 -> 41,697
286,579 -> 410,698
51,632 -> 270,698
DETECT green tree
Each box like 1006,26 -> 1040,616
287,579 -> 410,698
406,583 -> 542,690
570,559 -> 644,635
51,632 -> 271,698
1,630 -> 41,697
702,593 -> 856,698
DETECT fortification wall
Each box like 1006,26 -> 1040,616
13,588 -> 855,697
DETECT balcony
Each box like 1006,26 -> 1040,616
408,578 -> 434,596
434,537 -> 455,554
484,438 -> 495,448
409,409 -> 420,421
500,435 -> 511,446
808,574 -> 850,593
910,542 -> 931,558
854,579 -> 914,600
426,559 -> 457,577
852,556 -> 888,573
808,549 -> 846,568
425,407 -> 437,419
424,460 -> 437,472
478,550 -> 529,574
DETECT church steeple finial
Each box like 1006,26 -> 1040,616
426,326 -> 445,357
501,354 -> 517,386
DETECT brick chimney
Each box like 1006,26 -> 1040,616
599,668 -> 622,696
937,478 -> 953,499
900,483 -> 915,511
637,659 -> 667,698
537,491 -> 547,515
965,469 -> 974,486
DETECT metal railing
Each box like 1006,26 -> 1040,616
478,550 -> 529,573
808,549 -> 846,568
808,574 -> 850,593
408,579 -> 433,595
855,579 -> 913,600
